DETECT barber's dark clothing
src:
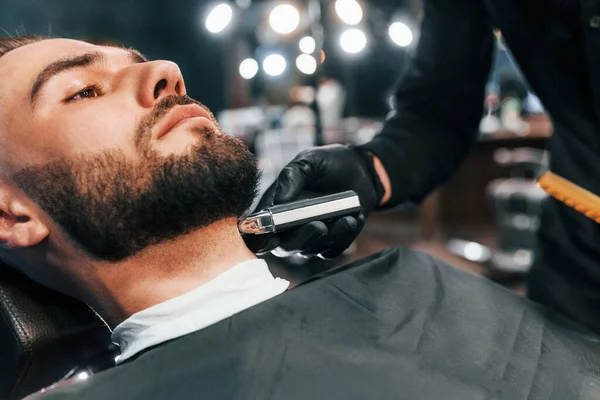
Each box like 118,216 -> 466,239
360,0 -> 600,335
39,247 -> 600,400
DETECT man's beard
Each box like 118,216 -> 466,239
12,95 -> 259,262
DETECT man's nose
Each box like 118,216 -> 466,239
134,60 -> 186,107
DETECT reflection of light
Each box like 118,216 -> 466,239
263,54 -> 287,76
77,372 -> 90,381
269,4 -> 300,34
388,22 -> 413,47
335,0 -> 363,25
464,242 -> 484,262
299,36 -> 316,54
340,28 -> 367,54
296,54 -> 317,75
514,249 -> 533,266
239,58 -> 259,79
494,148 -> 511,164
320,50 -> 326,63
236,0 -> 252,8
205,3 -> 233,34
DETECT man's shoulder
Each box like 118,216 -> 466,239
302,245 -> 450,286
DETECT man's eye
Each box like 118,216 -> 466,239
66,85 -> 101,102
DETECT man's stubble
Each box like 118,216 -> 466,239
12,96 -> 259,261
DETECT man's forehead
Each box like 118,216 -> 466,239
3,38 -> 97,62
0,38 -> 137,67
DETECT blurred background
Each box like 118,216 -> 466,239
0,0 -> 553,290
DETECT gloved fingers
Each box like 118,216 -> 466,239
274,221 -> 328,255
273,157 -> 317,204
243,233 -> 280,255
252,180 -> 278,213
251,156 -> 315,214
317,214 -> 365,259
297,215 -> 360,259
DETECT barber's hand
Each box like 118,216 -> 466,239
244,144 -> 385,259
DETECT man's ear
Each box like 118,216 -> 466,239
0,192 -> 49,249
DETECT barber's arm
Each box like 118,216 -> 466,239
245,0 -> 495,258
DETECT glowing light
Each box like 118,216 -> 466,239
299,36 -> 316,54
340,28 -> 367,54
335,0 -> 363,25
263,54 -> 287,76
464,242 -> 484,262
205,3 -> 233,34
239,58 -> 259,79
269,4 -> 300,34
296,54 -> 317,74
77,372 -> 90,381
388,21 -> 413,47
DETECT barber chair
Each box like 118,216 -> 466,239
0,264 -> 116,400
449,147 -> 547,278
486,147 -> 548,274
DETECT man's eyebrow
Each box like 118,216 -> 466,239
30,51 -> 106,107
29,48 -> 147,108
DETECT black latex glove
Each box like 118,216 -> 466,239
244,144 -> 385,259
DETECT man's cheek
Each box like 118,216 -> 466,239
56,108 -> 138,154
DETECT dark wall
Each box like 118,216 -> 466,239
0,0 -> 227,112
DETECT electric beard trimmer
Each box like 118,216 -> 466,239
238,191 -> 361,235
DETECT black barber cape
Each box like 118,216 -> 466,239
39,247 -> 600,399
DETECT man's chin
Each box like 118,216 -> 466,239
15,128 -> 258,263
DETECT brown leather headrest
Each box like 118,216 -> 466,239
0,264 -> 114,400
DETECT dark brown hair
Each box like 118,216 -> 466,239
0,36 -> 45,58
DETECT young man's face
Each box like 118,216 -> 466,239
2,39 -> 203,162
0,38 -> 258,263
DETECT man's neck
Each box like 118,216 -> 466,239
76,218 -> 257,327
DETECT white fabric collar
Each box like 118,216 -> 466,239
111,258 -> 289,363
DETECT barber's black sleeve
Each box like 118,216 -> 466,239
360,0 -> 495,208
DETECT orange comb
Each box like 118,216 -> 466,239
537,171 -> 600,224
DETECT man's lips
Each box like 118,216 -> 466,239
153,104 -> 212,139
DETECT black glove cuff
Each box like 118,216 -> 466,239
349,145 -> 386,211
